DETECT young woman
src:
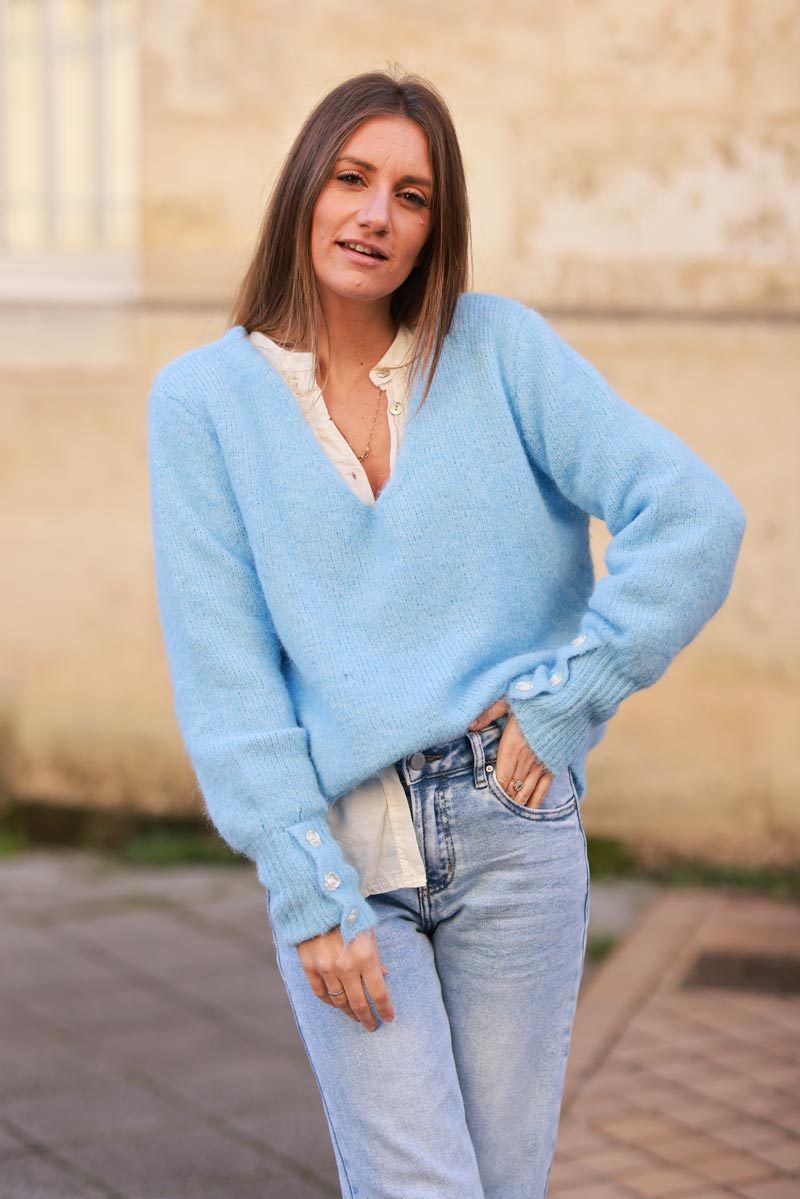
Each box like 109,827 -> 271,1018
148,69 -> 746,1199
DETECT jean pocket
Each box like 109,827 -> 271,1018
485,760 -> 578,821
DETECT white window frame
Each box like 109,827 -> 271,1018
0,0 -> 140,304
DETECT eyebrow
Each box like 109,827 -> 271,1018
336,156 -> 432,189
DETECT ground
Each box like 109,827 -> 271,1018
1,852 -> 797,1198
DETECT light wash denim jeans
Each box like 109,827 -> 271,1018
267,718 -> 590,1199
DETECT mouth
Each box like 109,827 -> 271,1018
337,240 -> 388,261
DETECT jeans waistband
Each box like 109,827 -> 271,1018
396,717 -> 509,791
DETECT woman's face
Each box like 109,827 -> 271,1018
310,115 -> 433,314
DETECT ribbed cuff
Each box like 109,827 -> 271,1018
505,643 -> 631,775
253,820 -> 378,948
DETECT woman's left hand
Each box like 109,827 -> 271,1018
468,699 -> 554,809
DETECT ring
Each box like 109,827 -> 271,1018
513,780 -> 524,791
327,987 -> 346,997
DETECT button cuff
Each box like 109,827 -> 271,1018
288,821 -> 366,909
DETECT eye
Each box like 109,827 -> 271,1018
336,170 -> 364,185
400,190 -> 429,209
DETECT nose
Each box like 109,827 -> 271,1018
356,185 -> 391,233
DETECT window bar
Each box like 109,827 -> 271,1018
0,0 -> 7,249
92,0 -> 111,246
43,0 -> 59,245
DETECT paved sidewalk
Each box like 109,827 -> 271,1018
0,851 -> 797,1198
551,891 -> 800,1199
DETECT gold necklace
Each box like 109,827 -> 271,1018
354,384 -> 385,462
322,376 -> 386,463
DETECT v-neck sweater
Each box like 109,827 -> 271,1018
247,324 -> 428,896
147,291 -> 747,948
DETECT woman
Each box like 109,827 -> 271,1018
148,69 -> 746,1198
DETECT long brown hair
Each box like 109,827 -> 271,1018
228,68 -> 471,404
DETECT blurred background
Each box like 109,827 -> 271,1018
1,6 -> 799,1197
1,0 -> 797,870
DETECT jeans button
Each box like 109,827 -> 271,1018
409,751 -> 426,770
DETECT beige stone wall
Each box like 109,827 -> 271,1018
141,0 -> 799,312
2,0 -> 798,865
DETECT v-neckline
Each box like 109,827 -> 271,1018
229,324 -> 428,515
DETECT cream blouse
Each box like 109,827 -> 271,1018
248,326 -> 428,897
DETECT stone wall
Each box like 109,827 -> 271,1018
141,0 -> 799,313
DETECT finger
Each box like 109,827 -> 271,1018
316,979 -> 358,1020
495,735 -> 533,803
526,770 -> 553,809
340,939 -> 390,1028
321,980 -> 359,1022
499,768 -> 535,804
320,973 -> 350,1010
468,698 -> 508,730
342,975 -> 379,1032
362,960 -> 394,1024
303,967 -> 335,1005
497,748 -> 543,807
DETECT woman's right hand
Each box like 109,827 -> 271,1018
296,926 -> 394,1032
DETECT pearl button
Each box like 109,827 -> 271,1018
409,751 -> 426,770
549,671 -> 563,685
324,871 -> 341,890
346,909 -> 358,925
515,680 -> 533,692
571,633 -> 587,646
375,368 -> 390,379
306,830 -> 322,847
389,401 -> 404,414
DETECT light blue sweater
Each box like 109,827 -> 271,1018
147,293 -> 746,947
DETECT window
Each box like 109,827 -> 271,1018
0,0 -> 140,302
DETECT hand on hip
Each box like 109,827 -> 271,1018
468,699 -> 554,809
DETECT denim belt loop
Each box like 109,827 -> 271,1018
467,729 -> 489,789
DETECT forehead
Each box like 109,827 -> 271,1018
339,115 -> 431,168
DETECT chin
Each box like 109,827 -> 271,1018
326,278 -> 398,304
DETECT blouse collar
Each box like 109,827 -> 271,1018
248,323 -> 415,390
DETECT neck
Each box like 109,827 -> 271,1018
314,294 -> 397,385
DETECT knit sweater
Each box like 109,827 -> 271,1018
147,292 -> 747,948
247,324 -> 429,897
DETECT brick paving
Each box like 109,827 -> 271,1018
0,850 -> 797,1198
550,891 -> 800,1199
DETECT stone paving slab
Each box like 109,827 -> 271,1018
0,1152 -> 112,1198
0,854 -> 342,1198
1,850 -> 797,1198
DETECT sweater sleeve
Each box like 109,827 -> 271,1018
147,384 -> 377,948
503,304 -> 747,776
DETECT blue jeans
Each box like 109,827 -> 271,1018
267,719 -> 590,1198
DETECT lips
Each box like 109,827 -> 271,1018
337,240 -> 388,260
